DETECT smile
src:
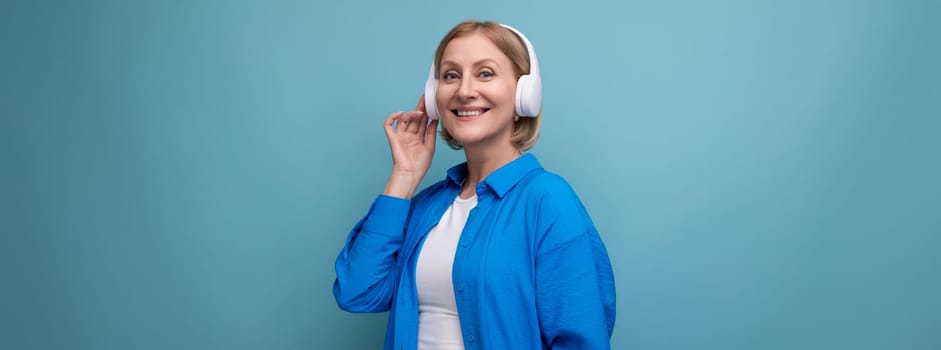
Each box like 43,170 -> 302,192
453,108 -> 490,118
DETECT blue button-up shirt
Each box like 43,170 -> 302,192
334,154 -> 616,349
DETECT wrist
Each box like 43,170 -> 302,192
383,172 -> 419,199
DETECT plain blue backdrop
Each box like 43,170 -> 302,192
2,0 -> 939,349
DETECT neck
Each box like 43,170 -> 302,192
459,143 -> 521,198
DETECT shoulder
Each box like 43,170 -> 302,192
412,162 -> 465,204
413,179 -> 449,201
515,169 -> 601,251
520,169 -> 583,211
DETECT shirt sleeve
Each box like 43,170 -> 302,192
534,185 -> 617,349
333,194 -> 411,313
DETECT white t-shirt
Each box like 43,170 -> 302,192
415,194 -> 477,350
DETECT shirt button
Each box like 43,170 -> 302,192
467,334 -> 475,342
457,283 -> 464,292
461,241 -> 468,247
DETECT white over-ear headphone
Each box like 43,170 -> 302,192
424,23 -> 542,120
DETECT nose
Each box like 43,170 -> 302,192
456,76 -> 478,101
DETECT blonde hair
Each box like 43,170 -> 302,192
433,20 -> 542,151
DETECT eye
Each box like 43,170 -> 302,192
478,70 -> 495,79
442,71 -> 460,81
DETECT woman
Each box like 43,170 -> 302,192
334,20 -> 616,349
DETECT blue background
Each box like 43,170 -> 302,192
2,0 -> 939,349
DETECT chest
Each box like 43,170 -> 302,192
409,195 -> 540,292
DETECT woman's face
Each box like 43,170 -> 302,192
436,32 -> 518,150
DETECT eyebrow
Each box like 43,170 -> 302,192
439,58 -> 503,70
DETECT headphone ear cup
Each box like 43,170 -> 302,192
501,24 -> 541,118
515,74 -> 542,117
424,65 -> 440,120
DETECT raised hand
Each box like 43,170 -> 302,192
382,95 -> 439,199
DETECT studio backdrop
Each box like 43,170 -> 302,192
2,0 -> 938,349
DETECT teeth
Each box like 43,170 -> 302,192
457,110 -> 484,117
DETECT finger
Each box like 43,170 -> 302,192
416,94 -> 426,114
404,111 -> 423,134
424,119 -> 438,147
385,111 -> 405,135
416,108 -> 428,129
415,110 -> 429,139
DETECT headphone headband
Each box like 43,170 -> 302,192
499,24 -> 541,87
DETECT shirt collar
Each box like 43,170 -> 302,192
445,153 -> 543,198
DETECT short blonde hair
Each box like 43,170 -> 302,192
433,20 -> 542,151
